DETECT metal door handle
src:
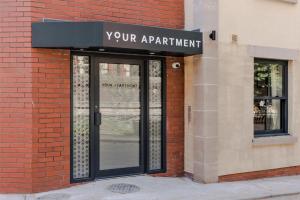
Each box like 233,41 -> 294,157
95,112 -> 102,126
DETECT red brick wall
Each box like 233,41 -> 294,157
219,166 -> 300,182
0,0 -> 33,193
31,49 -> 71,192
30,0 -> 184,29
0,0 -> 184,193
164,57 -> 185,177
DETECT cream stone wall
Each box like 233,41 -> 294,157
184,57 -> 194,173
218,44 -> 300,175
217,0 -> 300,176
219,0 -> 300,48
185,0 -> 300,179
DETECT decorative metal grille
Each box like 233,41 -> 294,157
72,56 -> 90,179
149,60 -> 162,170
107,183 -> 140,194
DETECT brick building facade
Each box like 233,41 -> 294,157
0,0 -> 185,193
3,0 -> 298,195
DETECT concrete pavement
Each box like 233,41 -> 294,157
2,175 -> 300,200
262,194 -> 300,200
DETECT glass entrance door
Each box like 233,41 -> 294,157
95,58 -> 144,177
71,54 -> 166,181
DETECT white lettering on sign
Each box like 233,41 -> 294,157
176,38 -> 182,47
106,31 -> 113,40
169,38 -> 175,46
196,40 -> 201,48
163,37 -> 168,45
141,35 -> 148,44
155,37 -> 161,45
106,31 -> 137,43
105,31 -> 202,48
131,34 -> 136,43
184,39 -> 188,47
122,33 -> 129,42
190,40 -> 195,48
149,36 -> 155,44
114,32 -> 121,42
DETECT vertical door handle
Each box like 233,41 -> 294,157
95,112 -> 102,126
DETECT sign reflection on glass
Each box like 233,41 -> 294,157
102,82 -> 138,89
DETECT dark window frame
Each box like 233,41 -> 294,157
254,58 -> 289,137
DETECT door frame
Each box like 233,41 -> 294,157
70,51 -> 167,183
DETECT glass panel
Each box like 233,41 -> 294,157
254,61 -> 283,97
266,99 -> 281,130
270,64 -> 283,97
149,60 -> 162,170
254,99 -> 281,131
99,63 -> 140,170
254,62 -> 269,97
72,56 -> 90,179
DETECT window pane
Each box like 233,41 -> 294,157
254,61 -> 283,97
99,63 -> 140,170
266,99 -> 281,130
269,64 -> 283,97
254,99 -> 266,131
254,63 -> 269,97
254,99 -> 281,131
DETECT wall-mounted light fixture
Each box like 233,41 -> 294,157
209,30 -> 216,41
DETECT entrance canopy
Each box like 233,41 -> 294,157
32,21 -> 203,56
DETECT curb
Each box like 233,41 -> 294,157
242,192 -> 300,200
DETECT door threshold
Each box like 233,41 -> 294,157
94,173 -> 146,181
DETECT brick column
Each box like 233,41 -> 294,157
165,57 -> 185,176
31,49 -> 71,192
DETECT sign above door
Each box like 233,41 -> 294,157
32,21 -> 203,56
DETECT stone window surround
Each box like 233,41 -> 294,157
280,0 -> 298,3
253,135 -> 298,146
248,45 -> 299,146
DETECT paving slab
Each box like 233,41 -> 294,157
1,175 -> 300,200
0,195 -> 25,200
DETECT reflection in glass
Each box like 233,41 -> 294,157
254,59 -> 286,134
254,100 -> 281,131
254,62 -> 283,97
72,56 -> 90,179
99,63 -> 140,170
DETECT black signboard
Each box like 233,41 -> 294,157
32,21 -> 203,56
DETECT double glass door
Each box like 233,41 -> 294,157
95,58 -> 144,177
